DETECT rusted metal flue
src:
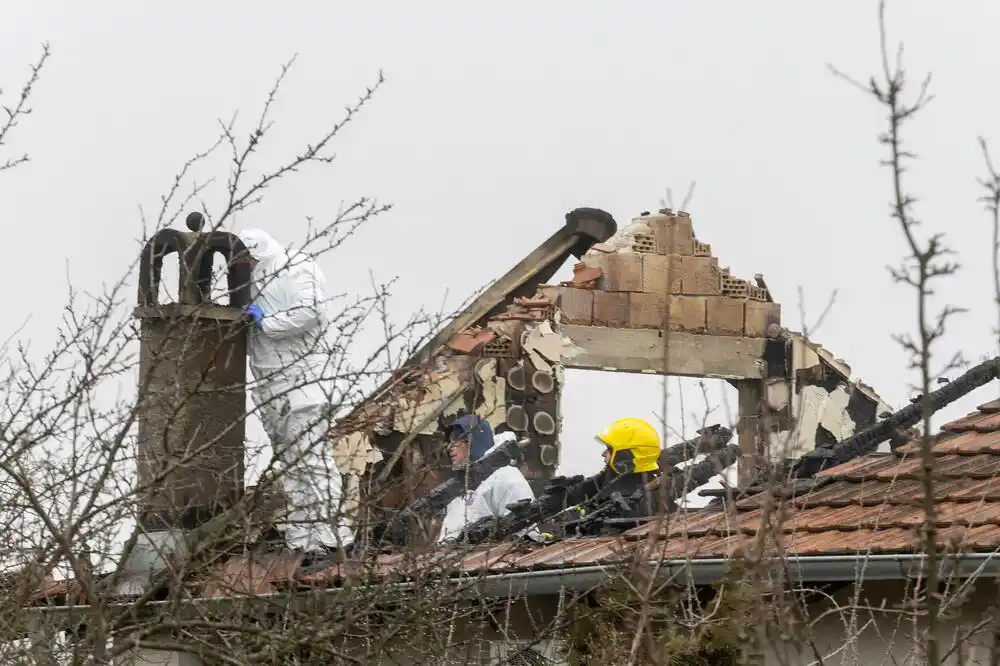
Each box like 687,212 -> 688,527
134,212 -> 253,531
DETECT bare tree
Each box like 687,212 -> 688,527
829,3 -> 967,664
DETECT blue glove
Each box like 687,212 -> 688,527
243,303 -> 264,326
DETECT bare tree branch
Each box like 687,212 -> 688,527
0,43 -> 50,173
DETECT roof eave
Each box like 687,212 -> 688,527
19,550 -> 1000,637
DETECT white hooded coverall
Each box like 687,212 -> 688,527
437,432 -> 539,543
238,229 -> 353,553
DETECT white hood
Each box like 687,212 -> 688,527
238,228 -> 291,280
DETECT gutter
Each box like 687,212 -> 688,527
20,552 -> 1000,631
473,551 -> 1000,592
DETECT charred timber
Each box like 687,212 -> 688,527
660,425 -> 733,468
793,357 -> 1000,479
655,443 -> 742,507
457,469 -> 647,545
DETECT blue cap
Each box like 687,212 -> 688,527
448,414 -> 495,461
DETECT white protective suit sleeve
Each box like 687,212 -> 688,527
482,467 -> 534,519
238,229 -> 325,341
484,432 -> 542,541
480,432 -> 536,530
259,256 -> 324,341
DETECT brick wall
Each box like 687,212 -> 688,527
553,210 -> 781,337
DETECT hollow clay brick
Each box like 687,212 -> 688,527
584,252 -> 643,292
677,256 -> 721,296
744,301 -> 781,337
667,295 -> 707,333
643,254 -> 720,296
629,292 -> 666,329
556,286 -> 594,325
641,254 -> 683,295
651,215 -> 695,256
592,290 -> 630,327
705,296 -> 745,336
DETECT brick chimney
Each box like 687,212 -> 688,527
134,212 -> 252,532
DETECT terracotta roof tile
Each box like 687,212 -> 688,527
737,478 -> 1000,507
899,429 -> 1000,454
814,455 -> 897,480
878,454 -> 1000,479
203,552 -> 301,598
942,410 -> 1000,433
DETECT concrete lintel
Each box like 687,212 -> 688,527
560,325 -> 766,379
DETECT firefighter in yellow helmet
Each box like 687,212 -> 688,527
569,417 -> 663,522
596,417 -> 662,475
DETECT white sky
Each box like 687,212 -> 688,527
2,2 -> 999,496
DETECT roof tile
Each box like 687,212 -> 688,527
943,410 -> 1000,433
899,430 -> 1000,454
815,455 -> 897,480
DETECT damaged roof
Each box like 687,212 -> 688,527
24,391 -> 1000,607
636,395 -> 1000,558
161,388 -> 1000,592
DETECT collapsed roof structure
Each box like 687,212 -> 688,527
29,205 -> 1000,662
331,205 -> 894,528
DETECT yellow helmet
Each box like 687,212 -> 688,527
596,417 -> 661,474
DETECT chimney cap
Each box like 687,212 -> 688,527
185,211 -> 206,232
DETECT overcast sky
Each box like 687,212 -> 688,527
2,2 -> 998,489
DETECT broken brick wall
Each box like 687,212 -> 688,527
536,209 -> 891,467
548,210 -> 781,337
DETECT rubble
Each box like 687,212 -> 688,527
767,333 -> 894,462
448,328 -> 497,354
561,262 -> 603,289
331,431 -> 384,529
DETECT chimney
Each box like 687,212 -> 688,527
134,212 -> 252,533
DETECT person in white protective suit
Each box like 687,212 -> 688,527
237,229 -> 354,568
437,416 -> 541,544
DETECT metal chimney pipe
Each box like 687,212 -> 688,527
133,212 -> 253,531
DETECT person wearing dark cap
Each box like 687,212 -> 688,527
437,415 -> 537,543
